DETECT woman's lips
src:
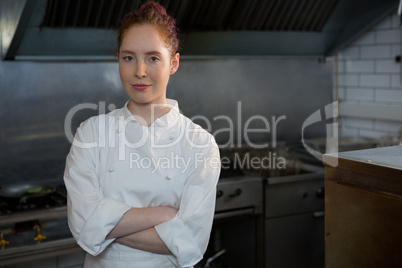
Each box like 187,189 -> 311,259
132,84 -> 150,91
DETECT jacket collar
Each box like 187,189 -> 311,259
121,98 -> 180,128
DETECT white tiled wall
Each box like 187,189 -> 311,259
335,12 -> 402,140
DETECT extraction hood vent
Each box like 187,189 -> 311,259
0,0 -> 399,60
42,0 -> 338,32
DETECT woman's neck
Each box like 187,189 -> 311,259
127,99 -> 171,127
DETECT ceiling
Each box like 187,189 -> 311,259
0,0 -> 399,60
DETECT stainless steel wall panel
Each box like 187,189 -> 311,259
0,58 -> 332,186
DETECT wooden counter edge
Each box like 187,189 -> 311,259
323,154 -> 402,197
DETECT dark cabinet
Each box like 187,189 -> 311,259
324,145 -> 402,268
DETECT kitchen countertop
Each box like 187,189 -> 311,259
324,145 -> 402,170
323,145 -> 402,197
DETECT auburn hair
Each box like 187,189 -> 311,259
117,1 -> 179,56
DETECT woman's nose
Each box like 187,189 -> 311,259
136,61 -> 147,78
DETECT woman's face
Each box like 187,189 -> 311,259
118,23 -> 179,106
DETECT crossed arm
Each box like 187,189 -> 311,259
105,206 -> 178,254
65,123 -> 220,265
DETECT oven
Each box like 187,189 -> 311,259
264,170 -> 325,268
259,146 -> 325,268
197,146 -> 325,268
197,175 -> 264,268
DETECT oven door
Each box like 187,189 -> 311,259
197,175 -> 263,268
199,209 -> 263,268
265,211 -> 324,268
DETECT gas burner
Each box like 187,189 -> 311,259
219,146 -> 316,179
0,185 -> 67,216
0,184 -> 72,258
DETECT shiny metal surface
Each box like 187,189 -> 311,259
0,60 -> 127,185
169,58 -> 333,145
0,0 -> 26,58
0,58 -> 332,186
213,207 -> 254,220
0,207 -> 67,225
0,184 -> 55,198
0,237 -> 80,266
265,172 -> 324,218
327,144 -> 402,170
264,167 -> 325,267
215,175 -> 263,214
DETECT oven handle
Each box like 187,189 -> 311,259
214,208 -> 254,220
313,211 -> 325,218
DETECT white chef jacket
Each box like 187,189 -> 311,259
64,99 -> 221,268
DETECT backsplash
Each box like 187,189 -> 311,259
335,11 -> 402,142
0,58 -> 332,185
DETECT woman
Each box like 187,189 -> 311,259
63,2 -> 220,268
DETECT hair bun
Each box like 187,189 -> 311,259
117,1 -> 179,56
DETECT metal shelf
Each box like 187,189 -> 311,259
0,206 -> 67,225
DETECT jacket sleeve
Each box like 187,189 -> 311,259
63,121 -> 131,256
154,140 -> 221,267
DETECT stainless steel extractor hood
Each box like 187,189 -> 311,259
0,0 -> 399,60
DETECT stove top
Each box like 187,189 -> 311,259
0,185 -> 67,216
0,184 -> 72,257
218,146 -> 320,179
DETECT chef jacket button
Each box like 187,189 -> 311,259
165,175 -> 172,180
169,135 -> 175,140
116,129 -> 122,134
109,167 -> 115,173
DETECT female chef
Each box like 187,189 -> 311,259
63,2 -> 220,268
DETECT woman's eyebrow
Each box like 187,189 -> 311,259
145,51 -> 163,56
119,50 -> 163,56
119,50 -> 134,55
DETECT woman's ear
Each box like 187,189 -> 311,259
170,53 -> 180,75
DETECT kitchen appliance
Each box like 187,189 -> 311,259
264,171 -> 325,268
224,146 -> 325,268
0,146 -> 324,267
198,147 -> 325,268
0,184 -> 80,265
200,173 -> 264,268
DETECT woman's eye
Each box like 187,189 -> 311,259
149,56 -> 159,62
123,56 -> 134,61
